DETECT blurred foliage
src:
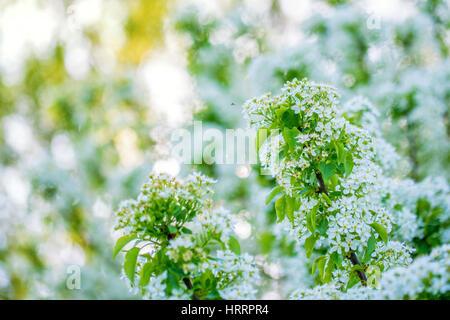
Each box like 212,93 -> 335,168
119,0 -> 169,65
0,0 -> 167,299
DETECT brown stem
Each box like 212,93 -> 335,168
315,171 -> 329,195
167,233 -> 176,240
349,252 -> 367,286
314,172 -> 367,285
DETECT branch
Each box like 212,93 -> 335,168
314,171 -> 367,286
349,252 -> 367,286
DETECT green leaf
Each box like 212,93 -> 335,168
275,107 -> 287,120
275,194 -> 286,222
346,274 -> 360,289
324,258 -> 335,283
350,264 -> 365,272
330,251 -> 343,267
173,208 -> 183,218
339,125 -> 346,140
181,227 -> 192,234
171,268 -> 185,277
344,152 -> 354,177
124,247 -> 140,284
321,193 -> 332,206
304,235 -> 317,258
168,225 -> 177,234
283,127 -> 300,153
329,174 -> 339,190
165,271 -> 179,296
370,222 -> 388,244
311,205 -> 318,232
285,196 -> 295,223
265,186 -> 283,205
299,186 -> 314,196
306,204 -> 319,234
312,255 -> 326,276
318,162 -> 336,182
363,235 -> 376,263
281,109 -> 298,128
257,127 -> 269,152
317,257 -> 326,281
335,142 -> 346,165
317,217 -> 329,236
113,234 -> 137,260
306,211 -> 312,233
228,236 -> 241,255
139,262 -> 155,287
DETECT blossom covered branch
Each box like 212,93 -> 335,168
113,173 -> 259,299
243,78 -> 412,290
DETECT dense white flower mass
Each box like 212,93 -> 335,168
373,244 -> 450,299
339,96 -> 401,173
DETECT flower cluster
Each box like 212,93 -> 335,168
115,173 -> 215,242
114,173 -> 259,300
243,78 -> 412,288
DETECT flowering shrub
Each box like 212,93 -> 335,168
244,78 -> 414,290
113,173 -> 259,299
